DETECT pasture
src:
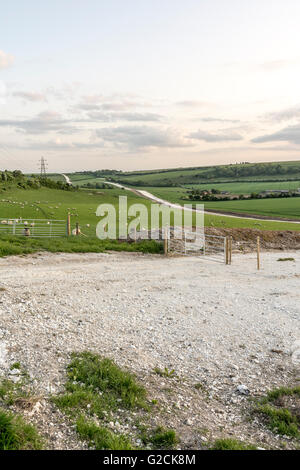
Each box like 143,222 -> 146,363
96,160 -> 300,186
184,180 -> 300,194
0,185 -> 155,236
2,179 -> 300,240
135,186 -> 300,230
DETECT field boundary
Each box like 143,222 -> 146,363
0,218 -> 67,238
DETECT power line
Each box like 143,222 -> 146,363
38,157 -> 48,178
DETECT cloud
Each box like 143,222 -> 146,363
175,100 -> 212,108
76,96 -> 146,112
252,124 -> 300,145
0,50 -> 14,70
0,111 -> 78,135
22,139 -> 105,151
196,117 -> 240,124
188,129 -> 243,142
265,106 -> 300,122
12,91 -> 47,102
260,59 -> 299,71
87,111 -> 162,122
96,125 -> 192,149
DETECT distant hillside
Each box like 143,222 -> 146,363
0,170 -> 74,193
68,161 -> 300,187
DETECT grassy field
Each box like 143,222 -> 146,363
92,160 -> 300,186
184,180 -> 300,194
57,163 -> 300,224
134,186 -> 300,230
2,178 -> 300,242
203,197 -> 300,220
0,185 -> 158,236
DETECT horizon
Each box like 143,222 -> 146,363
1,0 -> 300,173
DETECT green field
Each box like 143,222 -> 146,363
58,162 -> 300,224
141,186 -> 300,220
93,160 -> 300,186
184,180 -> 300,194
2,183 -> 300,237
134,186 -> 300,230
17,164 -> 300,232
203,197 -> 300,219
0,186 -> 157,236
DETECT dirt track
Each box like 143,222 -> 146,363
0,250 -> 299,449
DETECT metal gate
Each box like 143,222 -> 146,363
168,228 -> 226,263
0,218 -> 67,238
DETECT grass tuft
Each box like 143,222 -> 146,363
150,426 -> 178,448
277,257 -> 295,262
211,438 -> 257,450
153,367 -> 176,378
0,408 -> 43,450
255,386 -> 300,438
76,415 -> 134,450
53,351 -> 147,449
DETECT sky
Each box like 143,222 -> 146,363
1,0 -> 300,172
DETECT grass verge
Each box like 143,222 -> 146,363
0,235 -> 163,258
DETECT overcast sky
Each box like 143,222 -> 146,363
1,0 -> 300,172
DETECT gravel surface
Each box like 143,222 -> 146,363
0,250 -> 299,449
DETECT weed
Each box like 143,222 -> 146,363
149,426 -> 178,449
0,377 -> 31,407
277,258 -> 295,262
194,382 -> 208,394
255,386 -> 300,438
76,415 -> 134,450
211,438 -> 257,450
256,404 -> 299,437
138,423 -> 178,449
53,352 -> 147,450
154,367 -> 176,378
0,408 -> 43,450
0,235 -> 163,258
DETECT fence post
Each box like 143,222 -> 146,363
225,237 -> 229,265
76,222 -> 80,236
257,236 -> 260,270
229,236 -> 232,265
164,227 -> 168,256
67,213 -> 71,236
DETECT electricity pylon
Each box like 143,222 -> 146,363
39,157 -> 48,179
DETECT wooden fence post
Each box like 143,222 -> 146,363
225,237 -> 229,265
67,213 -> 71,236
257,236 -> 260,270
164,227 -> 168,256
229,236 -> 232,265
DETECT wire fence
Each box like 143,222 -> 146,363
0,218 -> 67,238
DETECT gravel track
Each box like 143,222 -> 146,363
0,250 -> 299,448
